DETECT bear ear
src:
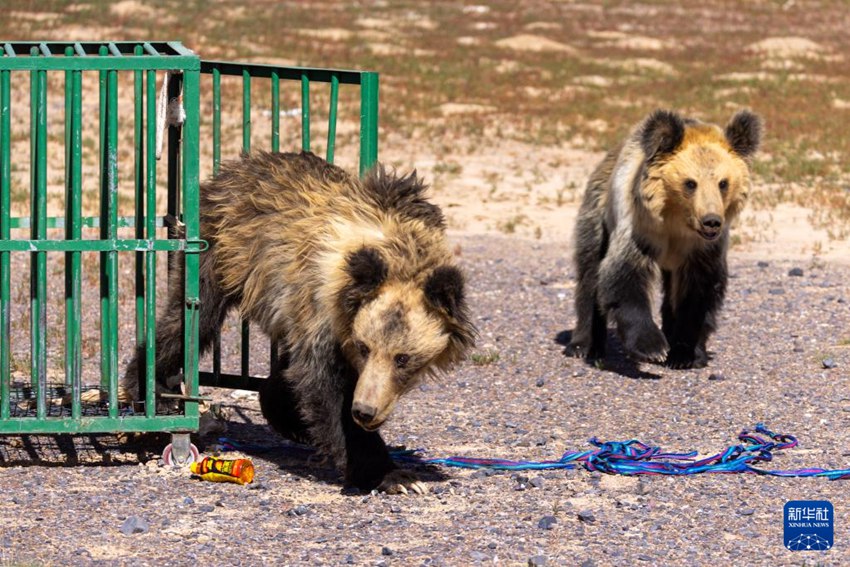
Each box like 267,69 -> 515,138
424,266 -> 465,319
424,266 -> 476,358
341,247 -> 388,315
640,109 -> 685,161
725,110 -> 762,158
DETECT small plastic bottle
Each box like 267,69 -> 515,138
190,456 -> 254,485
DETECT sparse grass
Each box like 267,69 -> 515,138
498,214 -> 528,234
469,349 -> 500,366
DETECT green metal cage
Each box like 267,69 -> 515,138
0,41 -> 379,451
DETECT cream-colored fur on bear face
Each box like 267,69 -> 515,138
640,124 -> 751,269
345,282 -> 450,430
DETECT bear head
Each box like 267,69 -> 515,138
638,109 -> 763,242
339,247 -> 475,431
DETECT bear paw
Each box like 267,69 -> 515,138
665,345 -> 708,369
624,325 -> 669,363
564,340 -> 605,361
377,469 -> 427,495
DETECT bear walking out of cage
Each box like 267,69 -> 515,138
567,109 -> 762,369
123,150 -> 475,493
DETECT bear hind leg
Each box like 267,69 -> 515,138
567,213 -> 608,360
259,348 -> 311,444
122,254 -> 234,401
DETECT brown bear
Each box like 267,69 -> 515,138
123,151 -> 475,494
567,109 -> 762,368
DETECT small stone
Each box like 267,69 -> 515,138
183,496 -> 195,505
535,378 -> 545,387
382,546 -> 394,556
530,477 -> 544,489
822,358 -> 837,369
577,510 -> 596,523
580,560 -> 596,567
119,516 -> 149,536
538,515 -> 557,530
487,542 -> 497,550
528,555 -> 547,566
738,508 -> 755,516
344,554 -> 354,564
470,551 -> 489,561
707,373 -> 725,381
788,267 -> 804,277
757,261 -> 769,268
198,504 -> 215,513
287,505 -> 310,517
637,555 -> 653,562
768,288 -> 785,295
390,504 -> 402,513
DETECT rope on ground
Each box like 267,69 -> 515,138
217,424 -> 850,480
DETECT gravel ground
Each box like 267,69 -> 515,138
1,234 -> 849,566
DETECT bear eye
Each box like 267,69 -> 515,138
355,341 -> 370,358
394,354 -> 410,369
684,179 -> 698,192
719,179 -> 729,192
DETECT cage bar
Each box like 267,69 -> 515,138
181,67 -> 201,418
144,68 -> 157,418
134,46 -> 145,351
0,62 -> 10,420
327,74 -> 339,163
301,73 -> 310,151
30,50 -> 48,419
64,46 -> 83,419
359,72 -> 379,175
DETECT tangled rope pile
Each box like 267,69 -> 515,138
390,424 -> 850,479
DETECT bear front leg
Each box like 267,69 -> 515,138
663,250 -> 727,369
339,377 -> 426,495
292,339 -> 425,494
598,232 -> 668,363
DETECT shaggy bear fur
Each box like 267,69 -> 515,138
567,109 -> 762,368
123,151 -> 475,493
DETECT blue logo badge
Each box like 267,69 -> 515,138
784,500 -> 834,551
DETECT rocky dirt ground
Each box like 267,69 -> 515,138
0,235 -> 848,566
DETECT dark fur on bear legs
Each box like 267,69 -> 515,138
265,331 -> 419,493
259,349 -> 311,444
123,248 -> 236,402
661,244 -> 727,369
597,234 -> 670,363
567,203 -> 609,360
567,151 -> 616,361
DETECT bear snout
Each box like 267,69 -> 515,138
351,401 -> 379,428
699,214 -> 723,240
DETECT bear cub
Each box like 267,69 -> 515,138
568,109 -> 762,368
123,151 -> 475,494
